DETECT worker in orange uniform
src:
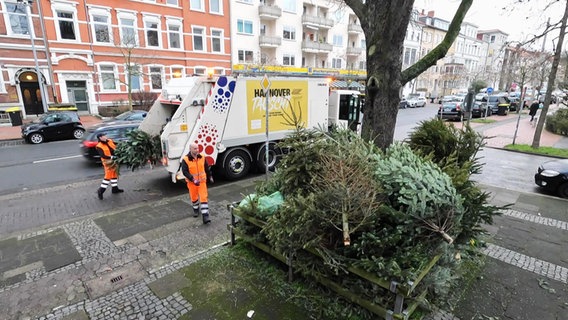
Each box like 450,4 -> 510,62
96,133 -> 124,200
181,143 -> 214,224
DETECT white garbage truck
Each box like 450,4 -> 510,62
139,75 -> 362,182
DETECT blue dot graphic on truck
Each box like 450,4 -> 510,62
211,76 -> 235,114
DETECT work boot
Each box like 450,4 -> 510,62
112,186 -> 124,194
97,187 -> 105,200
202,213 -> 211,224
193,208 -> 200,217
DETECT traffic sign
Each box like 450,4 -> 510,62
487,87 -> 494,94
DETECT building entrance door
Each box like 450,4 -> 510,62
66,81 -> 89,111
20,82 -> 43,116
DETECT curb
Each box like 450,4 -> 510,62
0,138 -> 25,148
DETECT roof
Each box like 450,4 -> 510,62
329,80 -> 365,90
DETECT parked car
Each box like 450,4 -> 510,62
439,95 -> 457,104
475,93 -> 487,101
21,111 -> 85,144
437,102 -> 463,121
399,98 -> 408,109
80,121 -> 141,162
486,95 -> 510,115
407,96 -> 427,108
471,101 -> 491,118
534,159 -> 568,198
105,110 -> 147,122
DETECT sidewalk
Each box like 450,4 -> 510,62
0,109 -> 567,319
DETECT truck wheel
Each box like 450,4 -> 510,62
255,143 -> 281,172
222,149 -> 251,180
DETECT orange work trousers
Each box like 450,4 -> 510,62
102,160 -> 118,180
186,180 -> 208,203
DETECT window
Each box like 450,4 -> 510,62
237,19 -> 253,35
119,15 -> 138,45
194,67 -> 206,75
282,0 -> 296,13
171,66 -> 184,78
192,27 -> 205,51
56,10 -> 77,40
490,35 -> 495,43
91,10 -> 111,43
211,29 -> 223,53
144,18 -> 160,47
100,65 -> 117,90
150,66 -> 163,90
127,64 -> 141,90
167,22 -> 182,49
332,58 -> 342,69
283,54 -> 295,66
283,26 -> 295,40
210,0 -> 222,14
238,50 -> 253,63
190,0 -> 204,11
213,68 -> 224,75
332,35 -> 343,46
359,61 -> 366,70
166,0 -> 178,5
4,2 -> 29,35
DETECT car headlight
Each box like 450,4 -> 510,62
540,169 -> 560,177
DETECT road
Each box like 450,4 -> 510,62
0,104 -> 553,198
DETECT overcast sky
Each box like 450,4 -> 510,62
413,0 -> 565,51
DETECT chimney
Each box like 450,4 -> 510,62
428,10 -> 435,17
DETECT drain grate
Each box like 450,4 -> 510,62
110,275 -> 123,284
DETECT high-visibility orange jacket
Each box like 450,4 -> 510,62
96,140 -> 116,160
181,153 -> 211,183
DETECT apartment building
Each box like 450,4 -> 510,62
477,29 -> 508,90
0,0 -> 231,118
229,0 -> 366,81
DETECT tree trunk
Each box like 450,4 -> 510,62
532,0 -> 568,148
345,0 -> 473,150
359,1 -> 412,150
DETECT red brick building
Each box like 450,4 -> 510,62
0,0 -> 231,118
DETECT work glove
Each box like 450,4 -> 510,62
111,155 -> 117,160
193,179 -> 200,186
209,177 -> 214,184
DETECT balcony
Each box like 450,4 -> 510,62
259,35 -> 282,47
301,15 -> 334,29
347,24 -> 363,34
258,4 -> 281,20
346,47 -> 363,56
301,40 -> 332,53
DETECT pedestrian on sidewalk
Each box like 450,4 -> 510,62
96,133 -> 124,199
181,143 -> 214,224
529,100 -> 539,122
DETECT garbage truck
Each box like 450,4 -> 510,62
139,75 -> 362,182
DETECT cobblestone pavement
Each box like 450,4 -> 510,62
0,175 -> 567,319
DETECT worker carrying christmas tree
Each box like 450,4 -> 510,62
96,133 -> 124,200
181,143 -> 214,224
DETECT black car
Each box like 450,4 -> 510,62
535,159 -> 568,198
437,102 -> 463,121
471,101 -> 491,118
80,121 -> 140,162
105,110 -> 147,122
21,111 -> 85,144
486,95 -> 510,115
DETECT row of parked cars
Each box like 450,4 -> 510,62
21,110 -> 147,163
435,94 -> 520,121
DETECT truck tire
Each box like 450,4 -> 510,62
255,143 -> 281,172
221,148 -> 251,180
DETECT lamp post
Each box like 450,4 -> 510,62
18,0 -> 48,114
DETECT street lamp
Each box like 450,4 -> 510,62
18,0 -> 48,114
